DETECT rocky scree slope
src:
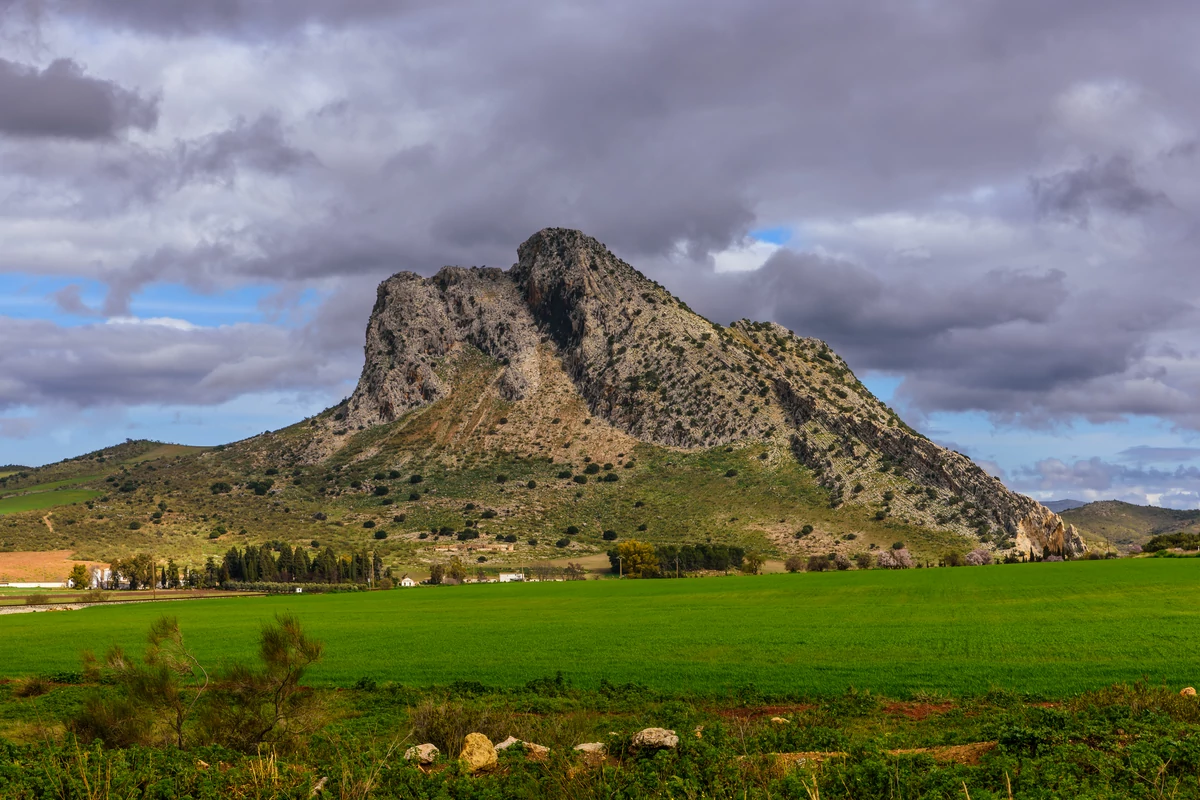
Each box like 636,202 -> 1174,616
336,228 -> 1082,557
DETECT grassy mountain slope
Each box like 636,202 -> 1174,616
1062,500 -> 1200,548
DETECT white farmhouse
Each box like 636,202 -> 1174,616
399,574 -> 417,588
498,572 -> 524,583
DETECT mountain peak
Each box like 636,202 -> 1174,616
334,229 -> 1085,558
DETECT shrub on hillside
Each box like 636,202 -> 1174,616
965,548 -> 993,566
784,555 -> 804,573
210,482 -> 232,494
806,555 -> 831,572
854,552 -> 873,569
834,553 -> 852,571
557,470 -> 573,479
602,529 -> 617,541
877,548 -> 913,569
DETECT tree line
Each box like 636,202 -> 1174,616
105,543 -> 389,590
606,540 -> 746,578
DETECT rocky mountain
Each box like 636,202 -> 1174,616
323,228 -> 1083,558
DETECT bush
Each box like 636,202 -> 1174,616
877,548 -> 913,569
362,520 -> 376,529
128,521 -> 142,530
806,555 -> 831,572
555,537 -> 571,548
527,538 -> 539,546
24,593 -> 51,605
481,509 -> 497,519
527,480 -> 537,489
409,474 -> 423,484
584,463 -> 600,475
393,514 -> 406,523
854,552 -> 873,569
408,492 -> 420,501
573,475 -> 588,484
210,482 -> 232,494
724,469 -> 738,478
602,473 -> 619,482
495,474 -> 508,483
373,485 -> 389,496
565,525 -> 580,535
389,470 -> 401,479
373,530 -> 387,540
784,555 -> 804,573
312,512 -> 327,521
602,529 -> 617,541
557,470 -> 573,479
891,541 -> 905,550
965,548 -> 993,566
834,553 -> 852,571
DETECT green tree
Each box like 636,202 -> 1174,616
615,539 -> 659,578
68,563 -> 90,590
741,552 -> 765,575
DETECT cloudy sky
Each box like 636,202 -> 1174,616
1,0 -> 1198,507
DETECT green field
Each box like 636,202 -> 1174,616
0,489 -> 103,515
3,558 -> 1196,696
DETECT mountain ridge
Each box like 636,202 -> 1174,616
327,227 -> 1083,557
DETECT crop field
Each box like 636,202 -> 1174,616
0,489 -> 103,515
2,558 -> 1196,697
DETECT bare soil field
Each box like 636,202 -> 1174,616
0,550 -> 103,582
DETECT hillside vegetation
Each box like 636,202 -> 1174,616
1062,500 -> 1200,547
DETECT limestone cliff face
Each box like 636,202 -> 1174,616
348,267 -> 541,429
344,227 -> 1085,555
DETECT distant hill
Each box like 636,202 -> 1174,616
1062,500 -> 1200,547
0,229 -> 1085,573
1043,499 -> 1089,513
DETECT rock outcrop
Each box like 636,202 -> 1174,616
342,227 -> 1085,556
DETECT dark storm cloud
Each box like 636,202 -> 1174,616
2,0 -> 1200,443
0,58 -> 158,139
1031,155 -> 1171,226
53,0 -> 407,36
1118,446 -> 1200,463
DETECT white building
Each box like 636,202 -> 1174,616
399,575 -> 417,588
498,572 -> 525,583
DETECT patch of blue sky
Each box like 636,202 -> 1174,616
3,389 -> 349,467
0,272 -> 319,329
859,372 -> 903,405
748,226 -> 793,245
0,273 -> 106,325
917,411 -> 1189,478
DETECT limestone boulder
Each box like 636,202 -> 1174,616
403,743 -> 439,765
459,733 -> 497,773
496,736 -> 549,760
631,727 -> 679,750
